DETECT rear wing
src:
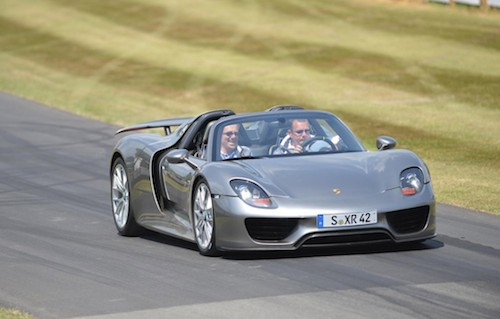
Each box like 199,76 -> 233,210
115,117 -> 192,135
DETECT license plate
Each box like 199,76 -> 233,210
317,211 -> 377,228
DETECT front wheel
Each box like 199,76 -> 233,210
192,180 -> 220,256
111,157 -> 141,236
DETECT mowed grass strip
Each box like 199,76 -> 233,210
0,0 -> 498,213
0,17 -> 293,119
0,308 -> 33,319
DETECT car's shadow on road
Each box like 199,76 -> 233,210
140,229 -> 444,260
222,238 -> 444,260
139,229 -> 199,251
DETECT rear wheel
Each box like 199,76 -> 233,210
111,158 -> 141,236
192,180 -> 220,256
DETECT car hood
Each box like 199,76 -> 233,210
222,150 -> 426,199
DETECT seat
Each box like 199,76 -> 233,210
195,121 -> 215,159
268,128 -> 289,155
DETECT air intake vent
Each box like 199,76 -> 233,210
386,206 -> 429,234
302,232 -> 391,247
245,218 -> 298,241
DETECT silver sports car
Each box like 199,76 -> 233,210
110,106 -> 436,256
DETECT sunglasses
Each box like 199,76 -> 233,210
293,129 -> 311,135
223,131 -> 239,137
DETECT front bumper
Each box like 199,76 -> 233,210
212,188 -> 436,251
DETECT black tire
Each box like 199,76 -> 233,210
110,157 -> 141,236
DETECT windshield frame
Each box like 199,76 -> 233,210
208,110 -> 366,162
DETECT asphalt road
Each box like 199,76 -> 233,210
0,92 -> 499,319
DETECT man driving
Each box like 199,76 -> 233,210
273,119 -> 311,154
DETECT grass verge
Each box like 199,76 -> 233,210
0,309 -> 33,319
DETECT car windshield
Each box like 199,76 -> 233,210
212,111 -> 365,161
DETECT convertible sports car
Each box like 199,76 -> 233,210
110,106 -> 436,256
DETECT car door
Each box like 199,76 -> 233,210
161,156 -> 197,208
155,150 -> 205,239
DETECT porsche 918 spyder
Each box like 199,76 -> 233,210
110,106 -> 436,256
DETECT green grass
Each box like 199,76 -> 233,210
0,309 -> 33,319
0,0 -> 498,213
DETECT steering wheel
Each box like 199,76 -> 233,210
301,136 -> 336,152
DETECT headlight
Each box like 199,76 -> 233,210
400,167 -> 424,196
230,180 -> 273,208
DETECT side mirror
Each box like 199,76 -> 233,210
165,149 -> 189,164
376,136 -> 397,151
165,148 -> 200,169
